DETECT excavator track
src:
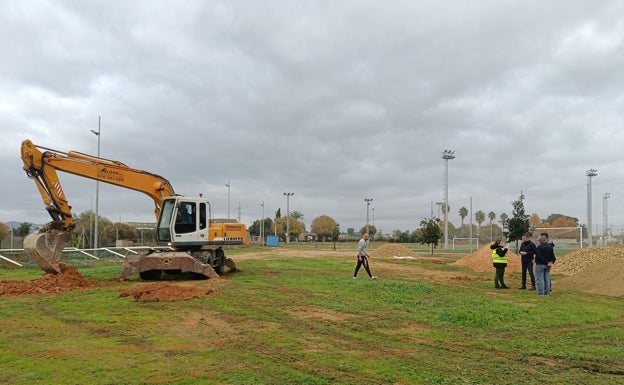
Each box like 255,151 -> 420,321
23,231 -> 70,274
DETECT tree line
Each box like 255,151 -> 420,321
1,198 -> 586,249
0,210 -> 155,249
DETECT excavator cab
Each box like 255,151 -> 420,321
157,197 -> 210,249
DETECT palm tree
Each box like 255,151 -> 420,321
499,213 -> 509,238
458,206 -> 468,234
488,211 -> 496,241
475,210 -> 485,234
290,210 -> 305,231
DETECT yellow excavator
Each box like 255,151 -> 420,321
20,139 -> 248,280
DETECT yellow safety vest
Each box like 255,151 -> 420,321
492,249 -> 508,264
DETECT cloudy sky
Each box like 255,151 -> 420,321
1,0 -> 623,236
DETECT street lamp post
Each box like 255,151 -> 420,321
364,198 -> 373,235
90,116 -> 101,254
603,192 -> 611,241
586,169 -> 597,246
283,193 -> 294,244
225,178 -> 230,219
442,150 -> 455,249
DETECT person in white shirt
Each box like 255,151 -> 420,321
353,233 -> 377,279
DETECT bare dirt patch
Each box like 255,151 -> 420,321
0,265 -> 95,295
285,305 -> 353,322
119,283 -> 219,302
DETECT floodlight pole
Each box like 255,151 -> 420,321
365,198 -> 373,235
442,150 -> 455,249
260,201 -> 265,245
225,178 -> 231,219
90,117 -> 101,254
372,207 -> 375,241
603,192 -> 610,240
586,169 -> 597,246
284,192 -> 294,244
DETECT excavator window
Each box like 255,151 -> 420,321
175,201 -> 196,234
157,199 -> 175,242
199,202 -> 207,230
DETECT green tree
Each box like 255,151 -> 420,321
359,225 -> 377,238
390,229 -> 413,243
104,222 -> 139,244
347,228 -> 355,236
16,222 -> 32,237
545,213 -> 579,225
274,216 -> 303,242
458,206 -> 468,234
249,218 -> 274,237
418,218 -> 443,254
311,215 -> 339,242
506,198 -> 530,248
290,210 -> 306,232
0,222 -> 9,243
70,211 -> 113,247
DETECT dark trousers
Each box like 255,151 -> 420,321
521,259 -> 536,288
493,263 -> 507,287
354,255 -> 373,278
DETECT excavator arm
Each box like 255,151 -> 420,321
20,139 -> 176,273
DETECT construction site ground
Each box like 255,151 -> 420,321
1,243 -> 623,299
1,243 -> 623,385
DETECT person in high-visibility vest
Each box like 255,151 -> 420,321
490,240 -> 510,289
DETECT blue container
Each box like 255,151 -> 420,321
266,235 -> 279,247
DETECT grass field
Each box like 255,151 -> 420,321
0,247 -> 622,385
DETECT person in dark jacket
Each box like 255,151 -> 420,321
540,232 -> 555,248
518,233 -> 537,290
535,235 -> 556,296
490,240 -> 509,289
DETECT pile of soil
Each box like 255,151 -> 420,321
369,244 -> 422,258
556,257 -> 624,297
553,245 -> 624,275
119,283 -> 218,302
453,244 -> 521,272
553,245 -> 624,297
0,265 -> 96,296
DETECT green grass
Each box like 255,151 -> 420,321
0,251 -> 622,385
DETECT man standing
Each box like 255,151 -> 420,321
535,235 -> 556,296
353,233 -> 377,279
518,233 -> 537,290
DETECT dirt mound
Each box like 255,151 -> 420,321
453,244 -> 521,272
556,256 -> 624,297
119,283 -> 218,302
0,265 -> 96,296
553,245 -> 624,276
369,244 -> 421,258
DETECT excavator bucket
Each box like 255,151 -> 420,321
23,231 -> 70,274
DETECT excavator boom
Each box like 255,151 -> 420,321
21,139 -> 178,274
